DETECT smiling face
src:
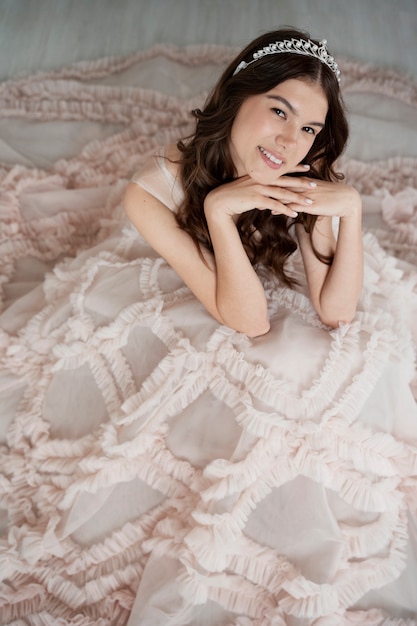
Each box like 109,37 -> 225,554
229,78 -> 329,182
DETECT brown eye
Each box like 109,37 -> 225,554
272,108 -> 286,119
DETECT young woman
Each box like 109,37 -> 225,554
120,30 -> 416,623
1,27 -> 416,626
124,28 -> 363,336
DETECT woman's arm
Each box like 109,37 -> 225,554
203,189 -> 270,337
124,181 -> 271,337
124,166 -> 316,337
124,182 -> 225,325
296,183 -> 363,328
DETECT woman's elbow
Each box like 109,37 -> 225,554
313,293 -> 359,329
216,298 -> 270,338
245,319 -> 271,338
318,310 -> 356,329
216,310 -> 270,338
232,315 -> 271,338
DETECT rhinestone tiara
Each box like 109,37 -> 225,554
233,37 -> 341,82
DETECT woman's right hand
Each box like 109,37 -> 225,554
204,169 -> 317,220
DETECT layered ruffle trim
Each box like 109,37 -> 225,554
1,213 -> 417,623
0,44 -> 416,120
1,47 -> 417,625
1,248 -> 416,623
1,46 -> 417,314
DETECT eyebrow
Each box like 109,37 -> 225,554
267,95 -> 325,129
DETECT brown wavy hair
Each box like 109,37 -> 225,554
175,27 -> 349,287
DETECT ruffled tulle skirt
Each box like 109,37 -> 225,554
1,46 -> 417,625
1,196 -> 417,624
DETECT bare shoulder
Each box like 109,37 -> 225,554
124,179 -> 171,219
124,164 -> 218,310
164,143 -> 181,178
124,143 -> 183,234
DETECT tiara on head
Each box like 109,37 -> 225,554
233,37 -> 341,82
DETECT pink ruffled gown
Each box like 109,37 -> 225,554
1,148 -> 417,625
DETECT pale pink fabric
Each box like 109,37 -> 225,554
0,46 -> 417,626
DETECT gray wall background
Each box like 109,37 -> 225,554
0,0 -> 416,81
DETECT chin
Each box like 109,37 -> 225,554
249,169 -> 284,184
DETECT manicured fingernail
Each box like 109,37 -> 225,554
309,181 -> 317,187
291,210 -> 298,217
302,164 -> 310,169
305,198 -> 313,205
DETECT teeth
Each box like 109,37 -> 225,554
259,147 -> 282,165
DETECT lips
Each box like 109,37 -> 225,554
258,146 -> 284,168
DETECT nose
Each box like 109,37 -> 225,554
276,123 -> 297,150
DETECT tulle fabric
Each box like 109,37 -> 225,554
0,46 -> 417,626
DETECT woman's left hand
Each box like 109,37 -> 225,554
286,179 -> 362,220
